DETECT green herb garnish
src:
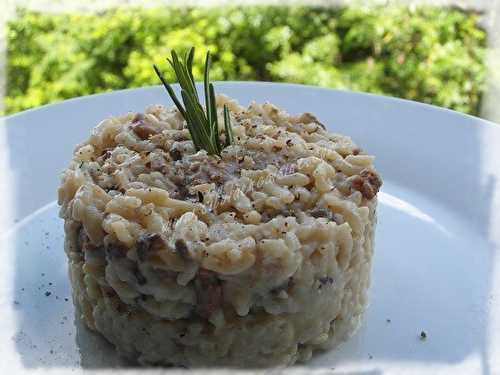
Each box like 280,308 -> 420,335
153,48 -> 234,155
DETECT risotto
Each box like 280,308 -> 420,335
58,94 -> 382,367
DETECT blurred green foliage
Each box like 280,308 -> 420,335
6,6 -> 486,115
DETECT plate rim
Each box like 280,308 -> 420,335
4,81 -> 498,129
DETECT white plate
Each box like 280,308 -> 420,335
1,82 -> 500,374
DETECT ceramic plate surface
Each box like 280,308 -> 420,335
1,82 -> 500,374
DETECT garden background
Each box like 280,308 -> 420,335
4,3 -> 493,117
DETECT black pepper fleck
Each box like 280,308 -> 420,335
169,148 -> 182,161
420,331 -> 427,340
319,276 -> 334,285
45,291 -> 51,297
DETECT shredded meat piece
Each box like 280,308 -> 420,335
105,242 -> 128,259
132,113 -> 145,123
309,208 -> 336,221
136,233 -> 165,262
116,302 -> 128,313
133,122 -> 158,140
194,269 -> 222,319
150,156 -> 167,173
77,227 -> 102,252
167,171 -> 192,200
175,239 -> 189,259
104,288 -> 117,298
209,172 -> 225,184
298,112 -> 326,129
172,132 -> 189,141
350,169 -> 382,200
189,163 -> 201,173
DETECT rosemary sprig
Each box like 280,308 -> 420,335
153,48 -> 234,156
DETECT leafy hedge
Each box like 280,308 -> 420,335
6,6 -> 486,115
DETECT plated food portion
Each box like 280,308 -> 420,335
58,49 -> 382,367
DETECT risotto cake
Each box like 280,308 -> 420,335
58,50 -> 382,367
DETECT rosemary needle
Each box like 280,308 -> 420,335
153,47 -> 234,156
